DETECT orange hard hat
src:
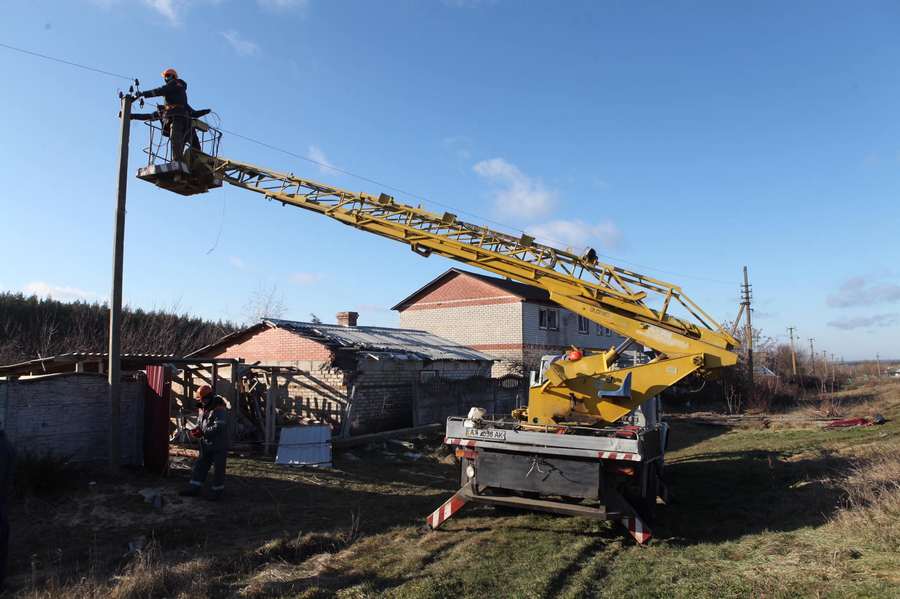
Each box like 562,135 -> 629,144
195,384 -> 213,399
161,68 -> 178,79
566,348 -> 583,361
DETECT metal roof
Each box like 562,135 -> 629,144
263,319 -> 494,362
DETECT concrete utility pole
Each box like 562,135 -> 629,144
808,338 -> 816,376
109,91 -> 134,470
741,266 -> 753,393
830,352 -> 837,391
787,326 -> 798,376
876,353 -> 881,377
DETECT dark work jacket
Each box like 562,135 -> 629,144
198,397 -> 229,453
0,430 -> 15,505
143,78 -> 189,116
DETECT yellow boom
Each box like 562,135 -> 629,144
141,144 -> 739,427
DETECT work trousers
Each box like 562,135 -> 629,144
0,503 -> 8,587
190,447 -> 227,491
167,116 -> 189,163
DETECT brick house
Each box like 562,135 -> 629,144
393,268 -> 628,375
189,313 -> 493,434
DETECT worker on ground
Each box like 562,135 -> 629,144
179,385 -> 230,500
136,68 -> 190,163
0,429 -> 16,591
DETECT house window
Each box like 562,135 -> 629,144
577,315 -> 589,334
606,327 -> 613,337
539,308 -> 559,331
597,323 -> 604,336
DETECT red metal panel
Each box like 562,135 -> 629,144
143,365 -> 170,474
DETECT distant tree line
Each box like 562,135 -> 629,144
0,292 -> 238,365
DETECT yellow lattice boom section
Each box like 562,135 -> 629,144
176,152 -> 740,425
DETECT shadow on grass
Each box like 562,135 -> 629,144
657,448 -> 848,544
666,420 -> 732,451
7,453 -> 459,594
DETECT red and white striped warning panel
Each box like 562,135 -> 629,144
427,492 -> 469,529
444,437 -> 477,448
622,515 -> 652,544
597,451 -> 641,461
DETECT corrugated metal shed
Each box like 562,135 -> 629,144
263,318 -> 494,362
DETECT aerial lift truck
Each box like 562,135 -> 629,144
134,108 -> 739,543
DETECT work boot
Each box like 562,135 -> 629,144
179,485 -> 201,497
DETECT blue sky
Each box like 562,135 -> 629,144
1,0 -> 898,360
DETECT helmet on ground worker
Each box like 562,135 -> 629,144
162,68 -> 178,80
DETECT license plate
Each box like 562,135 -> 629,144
465,428 -> 506,441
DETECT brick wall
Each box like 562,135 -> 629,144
350,358 -> 420,434
400,272 -> 521,311
520,302 -> 626,369
397,271 -> 627,376
197,325 -> 491,436
348,358 -> 491,434
208,326 -> 333,363
1,373 -> 144,464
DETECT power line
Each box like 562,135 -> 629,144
0,41 -> 134,81
1,39 -> 737,286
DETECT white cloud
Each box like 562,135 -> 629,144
827,313 -> 899,331
228,256 -> 247,270
291,272 -> 323,285
826,276 -> 900,308
23,282 -> 102,302
143,0 -> 183,24
258,0 -> 309,10
308,145 -> 336,174
526,219 -> 622,251
221,30 -> 260,56
473,157 -> 557,219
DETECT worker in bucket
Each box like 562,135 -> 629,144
179,385 -> 230,501
0,429 -> 15,590
136,68 -> 191,163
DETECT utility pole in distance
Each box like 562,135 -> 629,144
830,352 -> 837,391
808,338 -> 816,376
741,266 -> 753,396
109,88 -> 136,470
876,353 -> 881,378
787,326 -> 798,376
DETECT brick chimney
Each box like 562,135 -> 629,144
336,311 -> 359,327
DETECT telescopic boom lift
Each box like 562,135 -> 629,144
136,114 -> 739,543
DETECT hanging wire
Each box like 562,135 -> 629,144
1,40 -> 738,286
206,183 -> 228,255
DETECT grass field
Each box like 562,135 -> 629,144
10,380 -> 900,598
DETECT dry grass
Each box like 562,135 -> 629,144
797,378 -> 900,419
833,445 -> 900,551
18,542 -> 212,599
9,381 -> 900,598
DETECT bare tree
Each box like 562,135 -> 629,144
242,284 -> 287,325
